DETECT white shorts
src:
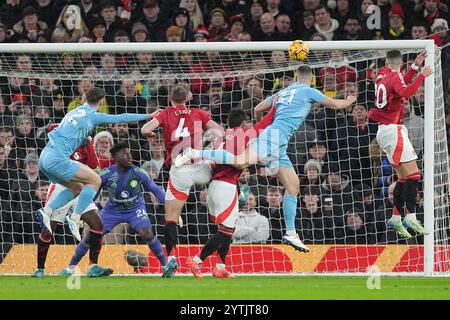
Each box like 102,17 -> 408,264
46,184 -> 98,223
376,124 -> 417,166
166,162 -> 212,201
207,180 -> 239,229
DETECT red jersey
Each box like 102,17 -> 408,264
212,107 -> 275,185
98,154 -> 115,169
154,105 -> 212,166
368,66 -> 425,125
70,141 -> 99,169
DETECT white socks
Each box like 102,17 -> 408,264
216,263 -> 225,270
43,206 -> 53,216
193,256 -> 203,264
286,230 -> 297,237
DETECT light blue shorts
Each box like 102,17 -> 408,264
248,125 -> 293,169
39,147 -> 81,184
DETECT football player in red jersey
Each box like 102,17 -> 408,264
186,107 -> 275,278
368,50 -> 433,238
33,124 -> 111,277
141,84 -> 224,277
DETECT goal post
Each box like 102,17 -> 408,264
0,40 -> 447,276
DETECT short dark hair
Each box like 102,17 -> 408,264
314,5 -> 330,15
344,16 -> 360,24
276,13 -> 291,21
301,186 -> 320,196
38,180 -> 50,188
411,21 -> 429,29
0,127 -> 13,134
297,64 -> 312,77
228,108 -> 248,128
100,0 -> 116,10
303,9 -> 314,18
23,6 -> 38,17
114,29 -> 129,39
85,87 -> 105,104
209,81 -> 223,90
170,84 -> 188,104
386,50 -> 403,62
110,142 -> 129,157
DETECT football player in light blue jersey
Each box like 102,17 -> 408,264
37,87 -> 153,249
175,65 -> 356,252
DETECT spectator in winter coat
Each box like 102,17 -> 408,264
297,186 -> 334,244
260,187 -> 285,244
313,5 -> 339,40
320,162 -> 353,217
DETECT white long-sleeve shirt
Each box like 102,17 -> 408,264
232,209 -> 270,244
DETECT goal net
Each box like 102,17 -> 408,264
0,41 -> 447,276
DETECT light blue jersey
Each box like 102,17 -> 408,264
249,83 -> 326,169
268,83 -> 326,141
47,103 -> 148,157
40,103 -> 148,183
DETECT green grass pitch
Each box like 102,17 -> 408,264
1,276 -> 450,300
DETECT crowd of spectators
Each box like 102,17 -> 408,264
0,0 -> 449,250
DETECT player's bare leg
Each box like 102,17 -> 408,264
276,166 -> 310,253
32,220 -> 59,278
390,160 -> 428,236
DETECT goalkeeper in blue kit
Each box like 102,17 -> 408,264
59,143 -> 169,277
36,87 -> 152,277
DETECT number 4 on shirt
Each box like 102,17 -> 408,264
174,118 -> 190,138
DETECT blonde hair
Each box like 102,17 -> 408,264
55,5 -> 89,42
51,26 -> 70,42
179,0 -> 204,29
94,130 -> 114,149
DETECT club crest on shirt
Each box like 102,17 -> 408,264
130,180 -> 138,188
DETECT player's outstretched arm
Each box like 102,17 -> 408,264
206,120 -> 225,138
253,106 -> 275,132
91,112 -> 152,126
85,136 -> 100,170
321,95 -> 357,110
141,172 -> 165,203
404,50 -> 427,83
141,118 -> 161,140
393,65 -> 433,99
254,97 -> 273,121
